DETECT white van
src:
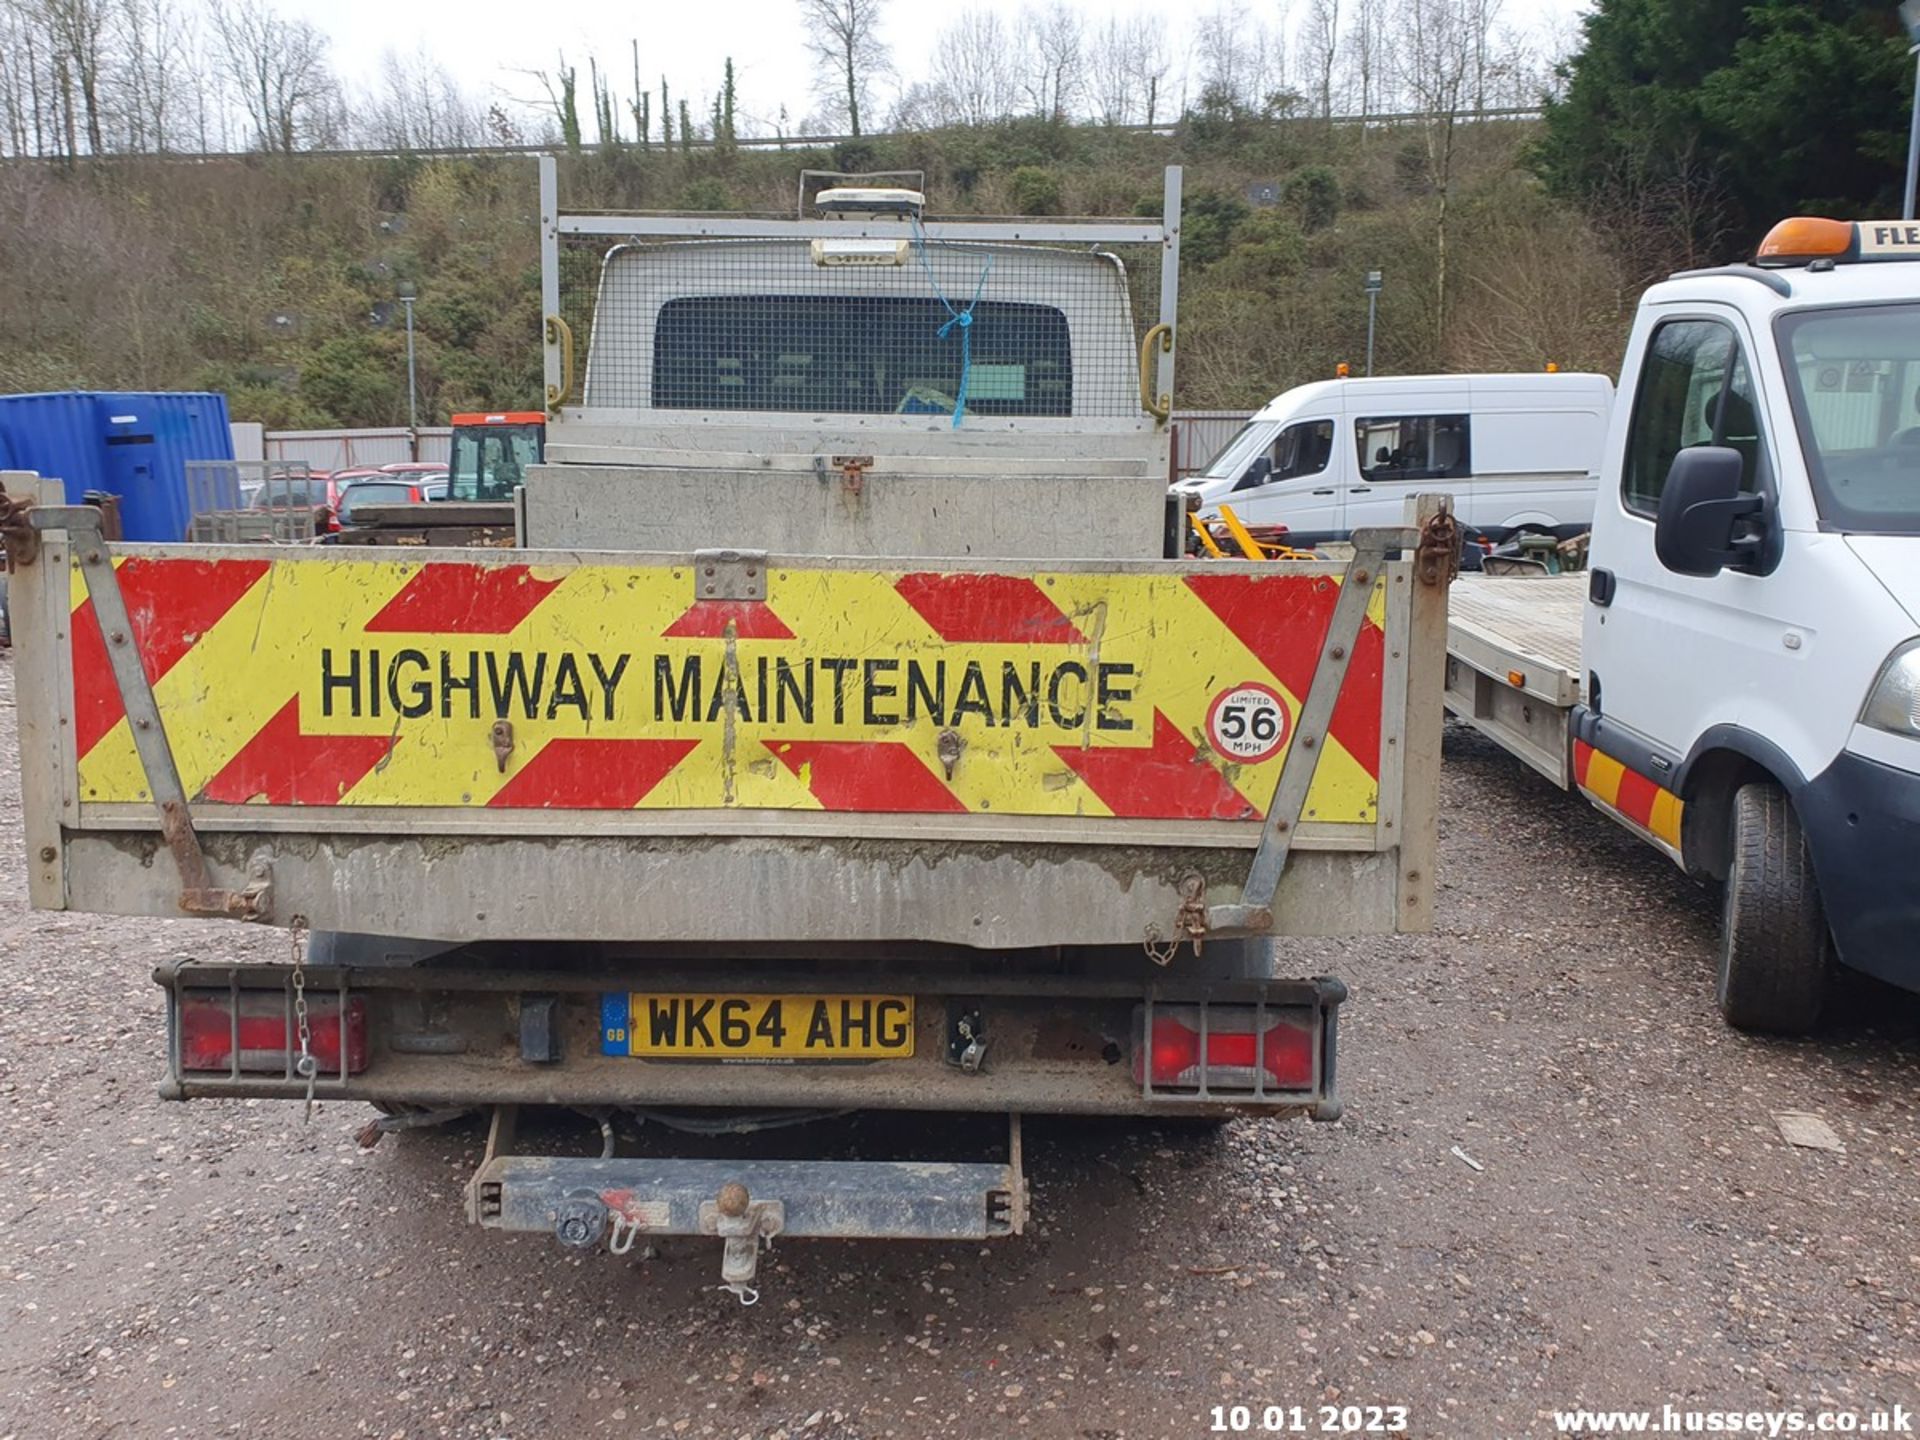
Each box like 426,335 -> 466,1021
1176,372 -> 1614,545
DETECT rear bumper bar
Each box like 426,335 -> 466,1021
471,1154 -> 1022,1242
154,960 -> 1345,1119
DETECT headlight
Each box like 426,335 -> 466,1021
1861,639 -> 1920,737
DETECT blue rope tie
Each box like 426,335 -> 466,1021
912,216 -> 993,428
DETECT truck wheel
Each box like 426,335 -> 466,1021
1716,781 -> 1830,1034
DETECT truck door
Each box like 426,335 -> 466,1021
1583,311 -> 1784,759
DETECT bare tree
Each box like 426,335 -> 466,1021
1087,14 -> 1129,126
1084,13 -> 1171,127
588,55 -> 617,148
1194,0 -> 1281,115
366,46 -> 480,151
888,80 -> 952,131
929,9 -> 1018,126
1125,14 -> 1172,128
116,0 -> 195,151
794,0 -> 888,138
40,0 -> 114,153
1391,0 -> 1497,348
0,1 -> 46,155
1347,0 -> 1385,117
1297,0 -> 1340,119
211,1 -> 335,154
1019,2 -> 1083,123
629,39 -> 649,145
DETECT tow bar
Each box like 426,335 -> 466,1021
466,1108 -> 1026,1302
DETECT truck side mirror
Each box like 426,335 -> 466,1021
1234,456 -> 1273,492
1653,446 -> 1766,577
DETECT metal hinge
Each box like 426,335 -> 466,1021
832,454 -> 873,496
0,486 -> 41,566
692,548 -> 769,602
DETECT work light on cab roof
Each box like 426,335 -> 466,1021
813,184 -> 925,219
1756,216 -> 1920,267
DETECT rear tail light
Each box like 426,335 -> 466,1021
1134,1004 -> 1314,1093
179,990 -> 368,1075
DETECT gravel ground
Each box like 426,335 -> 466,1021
1,658 -> 1918,1440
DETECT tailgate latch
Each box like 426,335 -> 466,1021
1416,508 -> 1462,587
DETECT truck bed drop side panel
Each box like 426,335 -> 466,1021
18,535 -> 1443,946
1443,574 -> 1585,788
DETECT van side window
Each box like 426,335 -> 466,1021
1622,318 -> 1768,515
1235,419 -> 1335,491
1354,415 -> 1470,481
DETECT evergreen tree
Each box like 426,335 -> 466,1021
1536,0 -> 1910,261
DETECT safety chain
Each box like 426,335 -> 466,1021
289,916 -> 317,1123
1141,929 -> 1182,967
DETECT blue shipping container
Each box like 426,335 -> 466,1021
0,391 -> 233,542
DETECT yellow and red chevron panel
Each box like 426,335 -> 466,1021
69,553 -> 1390,825
1574,739 -> 1684,852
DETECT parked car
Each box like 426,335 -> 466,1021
334,478 -> 424,526
1175,372 -> 1614,548
377,463 -> 450,499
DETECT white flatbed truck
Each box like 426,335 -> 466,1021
1445,216 -> 1920,1033
1,162 -> 1458,1299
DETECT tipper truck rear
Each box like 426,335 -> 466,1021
1,163 -> 1456,1297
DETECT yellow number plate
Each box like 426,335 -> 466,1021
600,993 -> 914,1060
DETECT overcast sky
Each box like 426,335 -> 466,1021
281,0 -> 1595,136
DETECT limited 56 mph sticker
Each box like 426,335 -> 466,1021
1206,682 -> 1291,763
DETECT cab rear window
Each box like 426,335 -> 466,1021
652,295 -> 1072,416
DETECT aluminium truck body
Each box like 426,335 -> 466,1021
3,163 -> 1454,1296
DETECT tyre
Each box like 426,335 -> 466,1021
1716,781 -> 1830,1033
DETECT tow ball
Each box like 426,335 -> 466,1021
701,1181 -> 785,1305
